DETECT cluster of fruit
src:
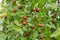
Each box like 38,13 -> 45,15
12,0 -> 44,39
1,0 -> 60,40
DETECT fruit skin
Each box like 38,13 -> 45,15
36,8 -> 40,12
23,16 -> 27,19
21,20 -> 27,25
22,21 -> 27,25
23,32 -> 30,37
13,9 -> 16,13
33,8 -> 40,12
13,0 -> 16,3
38,24 -> 44,27
40,35 -> 43,39
30,26 -> 35,29
25,32 -> 30,36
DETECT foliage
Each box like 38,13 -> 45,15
0,0 -> 60,40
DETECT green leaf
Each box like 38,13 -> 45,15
0,18 -> 5,25
0,25 -> 3,31
0,33 -> 6,40
50,29 -> 60,37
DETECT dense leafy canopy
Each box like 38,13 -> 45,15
0,0 -> 60,40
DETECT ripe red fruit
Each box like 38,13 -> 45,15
22,21 -> 27,25
13,0 -> 16,3
32,8 -> 40,12
26,32 -> 30,36
30,26 -> 35,29
13,9 -> 16,13
40,35 -> 43,39
38,24 -> 44,27
23,16 -> 27,19
23,32 -> 30,37
36,8 -> 40,12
